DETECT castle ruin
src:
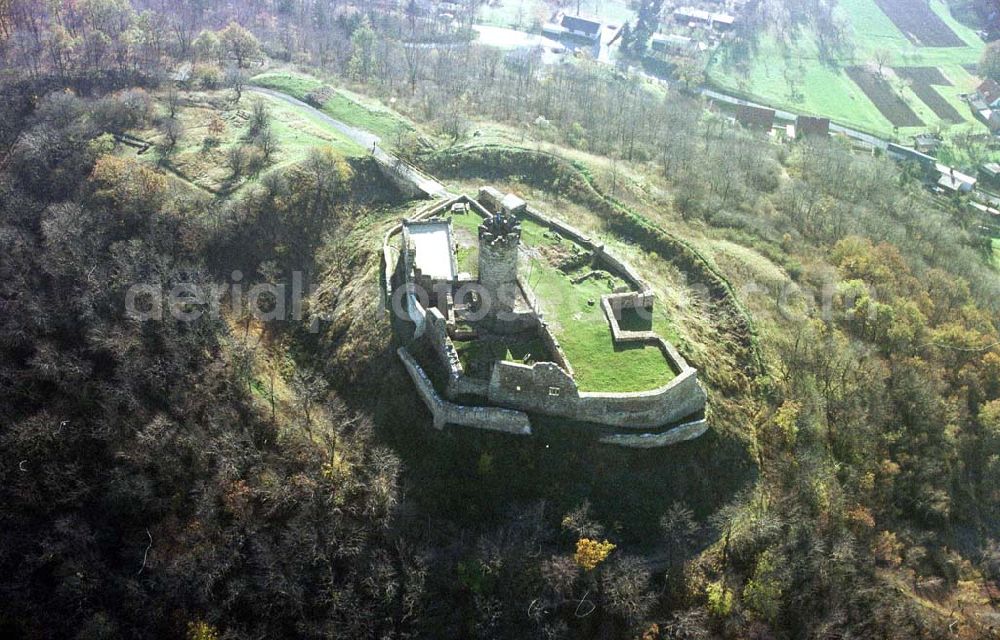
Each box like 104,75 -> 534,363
383,187 -> 708,448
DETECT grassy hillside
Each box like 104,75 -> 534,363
127,90 -> 362,194
250,70 -> 414,140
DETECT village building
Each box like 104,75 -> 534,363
794,115 -> 830,139
935,163 -> 977,193
887,142 -> 937,168
980,162 -> 1000,187
735,104 -> 775,132
977,79 -> 1000,108
650,33 -> 704,55
912,133 -> 942,154
672,6 -> 736,30
543,14 -> 603,41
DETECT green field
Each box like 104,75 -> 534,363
993,237 -> 999,267
448,207 -> 676,393
707,0 -> 986,138
476,0 -> 634,29
132,90 -> 362,194
251,70 -> 414,140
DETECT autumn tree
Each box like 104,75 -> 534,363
348,16 -> 376,81
220,21 -> 260,68
979,41 -> 1000,82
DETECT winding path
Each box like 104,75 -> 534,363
249,86 -> 449,198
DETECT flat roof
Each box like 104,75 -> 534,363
406,221 -> 456,281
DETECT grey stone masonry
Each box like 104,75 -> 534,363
385,189 -> 708,446
478,208 -> 522,324
397,347 -> 532,435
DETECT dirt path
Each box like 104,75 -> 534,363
248,86 -> 450,198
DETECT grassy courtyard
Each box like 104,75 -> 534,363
250,70 -> 414,140
707,0 -> 986,138
447,206 -> 676,393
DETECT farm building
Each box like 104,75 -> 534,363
976,79 -> 1000,108
973,107 -> 1000,133
885,144 -> 976,192
735,104 -> 775,132
980,162 -> 1000,186
969,97 -> 990,112
936,164 -> 977,193
912,133 -> 941,154
544,14 -> 603,41
650,33 -> 703,55
887,143 -> 937,168
795,115 -> 830,139
672,7 -> 735,30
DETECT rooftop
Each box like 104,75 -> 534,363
674,6 -> 735,24
560,14 -> 602,36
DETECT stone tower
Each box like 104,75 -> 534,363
478,209 -> 521,329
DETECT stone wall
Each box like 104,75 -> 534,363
398,347 -> 532,435
486,358 -> 705,429
520,205 -> 596,251
447,373 -> 490,399
593,245 -> 651,295
489,361 -> 582,417
387,189 -> 707,440
600,418 -> 709,448
537,322 -> 574,376
575,370 -> 706,428
518,204 -> 653,297
477,186 -> 505,213
425,307 -> 459,372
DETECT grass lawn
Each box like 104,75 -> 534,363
707,0 -> 986,138
447,206 -> 675,393
993,237 -> 1000,267
454,333 -> 551,378
476,0 -> 635,29
250,70 -> 414,141
130,90 -> 362,194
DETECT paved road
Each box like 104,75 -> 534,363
249,86 -> 449,198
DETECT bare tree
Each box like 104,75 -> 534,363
165,86 -> 182,119
157,117 -> 182,156
255,126 -> 277,163
226,67 -> 248,103
873,48 -> 893,79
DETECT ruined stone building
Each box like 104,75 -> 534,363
383,187 -> 707,448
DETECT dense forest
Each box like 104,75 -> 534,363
1,1 -> 999,638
